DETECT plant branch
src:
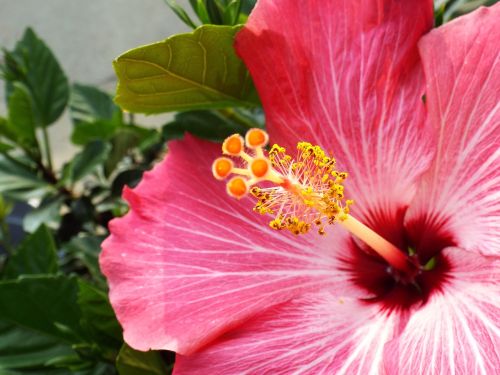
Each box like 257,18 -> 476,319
41,125 -> 53,172
0,219 -> 13,254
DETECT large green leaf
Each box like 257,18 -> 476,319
65,140 -> 111,183
22,195 -> 64,233
0,276 -> 85,343
71,120 -> 119,146
104,126 -> 158,176
0,276 -> 118,374
2,225 -> 58,278
6,82 -> 38,147
0,319 -> 77,372
113,25 -> 259,113
62,235 -> 106,286
70,83 -> 119,125
0,155 -> 52,200
116,344 -> 169,375
78,281 -> 122,353
4,28 -> 69,127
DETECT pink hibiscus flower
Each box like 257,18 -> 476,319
100,0 -> 500,373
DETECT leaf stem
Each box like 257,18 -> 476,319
41,126 -> 53,172
0,219 -> 13,254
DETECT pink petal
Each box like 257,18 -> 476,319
174,292 -> 404,374
406,5 -> 500,257
100,135 -> 360,354
235,0 -> 435,241
384,248 -> 500,374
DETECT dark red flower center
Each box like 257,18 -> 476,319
346,208 -> 456,311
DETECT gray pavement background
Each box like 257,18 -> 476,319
0,0 -> 190,166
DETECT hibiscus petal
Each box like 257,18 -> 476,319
384,247 -> 500,374
406,5 -> 500,257
100,135 -> 360,354
174,292 -> 403,375
235,0 -> 435,242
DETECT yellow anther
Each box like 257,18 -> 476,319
270,144 -> 286,154
214,132 -> 352,235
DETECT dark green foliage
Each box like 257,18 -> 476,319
165,0 -> 256,27
2,28 -> 69,127
116,345 -> 171,375
434,0 -> 496,25
0,22 -> 262,374
2,225 -> 57,277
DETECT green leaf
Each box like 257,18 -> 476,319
437,0 -> 496,23
162,109 -> 251,142
72,362 -> 117,375
77,281 -> 122,352
0,142 -> 14,153
116,344 -> 169,375
0,195 -> 13,221
66,140 -> 111,183
223,0 -> 243,25
205,0 -> 224,24
163,0 -> 198,28
0,155 -> 52,200
71,120 -> 119,146
6,82 -> 38,147
104,127 -> 158,175
2,225 -> 58,278
0,318 -> 78,372
240,0 -> 256,15
0,116 -> 16,143
111,169 -> 144,197
4,28 -> 69,127
22,195 -> 64,233
0,117 -> 16,152
113,25 -> 259,114
0,275 -> 85,343
69,83 -> 123,146
70,83 -> 119,125
189,0 -> 211,24
62,235 -> 106,286
0,276 -> 118,373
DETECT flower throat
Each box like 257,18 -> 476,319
212,129 -> 415,275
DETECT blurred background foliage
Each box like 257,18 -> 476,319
0,0 -> 491,373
